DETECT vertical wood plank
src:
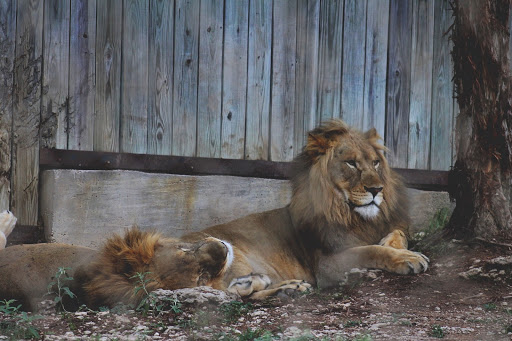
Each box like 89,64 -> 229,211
94,0 -> 122,152
68,0 -> 96,151
41,0 -> 70,149
431,0 -> 454,170
385,0 -> 412,168
196,0 -> 223,158
316,0 -> 343,122
173,0 -> 199,156
148,0 -> 174,156
294,0 -> 319,153
270,0 -> 296,161
221,0 -> 249,159
12,0 -> 43,225
363,0 -> 389,136
121,0 -> 149,154
245,0 -> 272,160
341,0 -> 367,129
0,0 -> 16,210
408,0 -> 434,170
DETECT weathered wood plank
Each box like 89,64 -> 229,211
363,0 -> 389,137
148,0 -> 174,155
316,0 -> 343,122
121,0 -> 149,154
94,0 -> 122,152
173,0 -> 199,157
431,0 -> 454,170
0,0 -> 16,211
245,0 -> 272,160
408,0 -> 434,170
221,0 -> 249,159
386,0 -> 412,168
12,0 -> 43,225
294,0 -> 320,153
41,0 -> 70,150
270,0 -> 297,161
68,0 -> 96,151
196,0 -> 223,158
40,148 -> 451,190
342,0 -> 367,129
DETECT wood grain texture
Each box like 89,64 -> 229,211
12,0 -> 43,225
430,0 -> 454,170
173,0 -> 199,157
408,0 -> 434,170
245,0 -> 272,160
221,0 -> 249,159
0,0 -> 16,211
121,0 -> 149,154
196,0 -> 223,158
342,0 -> 367,129
363,0 -> 389,136
294,0 -> 320,153
41,0 -> 70,149
317,0 -> 343,122
68,0 -> 96,151
94,0 -> 122,152
148,0 -> 174,155
270,0 -> 297,161
386,0 -> 412,168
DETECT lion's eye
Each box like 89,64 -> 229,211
373,160 -> 380,169
345,160 -> 357,168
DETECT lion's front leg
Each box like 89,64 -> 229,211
378,229 -> 408,249
227,274 -> 311,300
316,245 -> 429,288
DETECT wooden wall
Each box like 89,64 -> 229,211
0,0 -> 456,225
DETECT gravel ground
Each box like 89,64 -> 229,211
1,240 -> 511,341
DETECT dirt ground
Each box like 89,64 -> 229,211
1,240 -> 511,341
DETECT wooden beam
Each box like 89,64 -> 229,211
40,148 -> 449,191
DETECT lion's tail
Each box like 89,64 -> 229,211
0,210 -> 17,249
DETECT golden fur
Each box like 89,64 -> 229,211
0,120 -> 428,310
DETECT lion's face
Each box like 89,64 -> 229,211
328,131 -> 386,220
151,237 -> 233,288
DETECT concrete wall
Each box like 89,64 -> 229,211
40,169 -> 453,248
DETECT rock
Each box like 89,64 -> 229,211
153,286 -> 240,306
489,255 -> 512,266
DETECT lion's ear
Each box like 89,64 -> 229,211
306,133 -> 332,157
364,128 -> 379,141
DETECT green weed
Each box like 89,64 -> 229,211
46,267 -> 76,312
483,302 -> 497,311
131,271 -> 182,316
0,304 -> 42,340
220,301 -> 254,322
0,299 -> 21,315
344,319 -> 362,327
430,324 -> 445,338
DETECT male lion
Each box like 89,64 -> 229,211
0,120 -> 428,310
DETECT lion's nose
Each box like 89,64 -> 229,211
364,186 -> 383,198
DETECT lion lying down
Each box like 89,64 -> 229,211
0,120 -> 428,311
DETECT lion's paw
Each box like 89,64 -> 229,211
391,249 -> 429,275
0,210 -> 17,249
227,273 -> 272,297
250,280 -> 312,300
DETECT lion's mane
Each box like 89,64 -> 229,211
77,228 -> 163,308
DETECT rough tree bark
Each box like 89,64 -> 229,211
449,0 -> 512,241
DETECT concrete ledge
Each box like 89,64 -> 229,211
40,170 -> 453,248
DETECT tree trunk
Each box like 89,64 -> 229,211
449,0 -> 512,241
